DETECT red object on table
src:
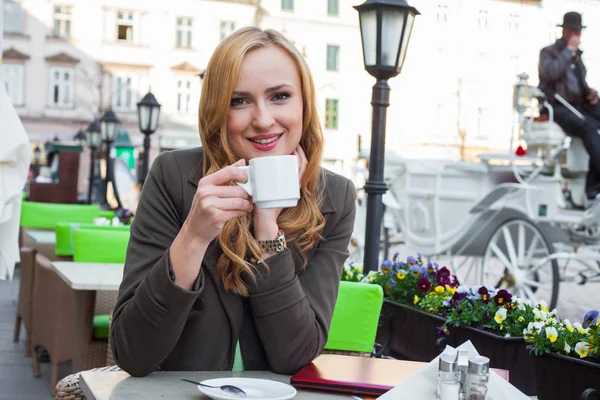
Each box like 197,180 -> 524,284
515,145 -> 527,157
290,354 -> 509,397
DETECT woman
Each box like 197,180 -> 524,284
110,27 -> 357,377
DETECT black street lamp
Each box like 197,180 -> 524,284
99,108 -> 123,208
86,120 -> 102,204
73,129 -> 86,149
136,91 -> 161,185
354,0 -> 419,273
33,145 -> 41,179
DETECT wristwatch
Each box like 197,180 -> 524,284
257,230 -> 287,253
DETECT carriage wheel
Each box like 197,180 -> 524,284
482,219 -> 559,310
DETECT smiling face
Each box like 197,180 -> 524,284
226,45 -> 304,161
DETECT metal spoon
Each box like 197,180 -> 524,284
181,378 -> 247,398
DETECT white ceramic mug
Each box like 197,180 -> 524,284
235,155 -> 300,209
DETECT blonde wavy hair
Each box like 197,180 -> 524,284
198,27 -> 326,296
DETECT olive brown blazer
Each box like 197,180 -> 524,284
110,147 -> 357,377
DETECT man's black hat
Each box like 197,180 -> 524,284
557,11 -> 586,30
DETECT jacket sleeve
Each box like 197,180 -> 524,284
110,152 -> 204,377
539,45 -> 575,82
245,178 -> 357,375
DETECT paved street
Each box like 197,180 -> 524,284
0,267 -> 71,399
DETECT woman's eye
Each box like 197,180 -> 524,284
272,92 -> 289,102
230,98 -> 247,107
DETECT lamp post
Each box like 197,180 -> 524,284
73,129 -> 86,149
33,145 -> 41,179
99,108 -> 123,208
354,0 -> 419,273
86,120 -> 102,204
136,91 -> 161,185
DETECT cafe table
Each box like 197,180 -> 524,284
24,229 -> 57,260
50,261 -> 124,372
79,370 -> 362,400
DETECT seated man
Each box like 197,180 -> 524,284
538,11 -> 600,210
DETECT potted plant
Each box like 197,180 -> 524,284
525,309 -> 600,400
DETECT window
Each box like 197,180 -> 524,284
281,0 -> 293,12
326,45 -> 339,71
220,21 -> 235,41
1,64 -> 24,105
437,4 -> 448,24
176,78 -> 194,114
48,67 -> 74,108
53,5 -> 71,38
327,0 -> 339,16
325,99 -> 338,130
478,10 -> 488,29
112,72 -> 138,111
117,10 -> 134,42
176,17 -> 192,48
3,0 -> 23,34
509,13 -> 520,32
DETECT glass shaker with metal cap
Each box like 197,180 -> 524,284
466,356 -> 490,400
436,353 -> 460,400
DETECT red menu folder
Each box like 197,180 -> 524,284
290,354 -> 510,397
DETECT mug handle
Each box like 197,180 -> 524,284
234,166 -> 253,196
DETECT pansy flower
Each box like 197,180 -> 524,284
407,256 -> 416,266
478,286 -> 490,304
494,308 -> 507,324
436,326 -> 450,337
451,291 -> 467,306
434,285 -> 445,294
494,289 -> 512,306
427,260 -> 435,274
583,310 -> 599,328
409,265 -> 422,277
483,310 -> 491,321
545,327 -> 558,343
397,270 -> 407,280
381,259 -> 392,274
413,295 -> 419,304
418,278 -> 432,293
575,342 -> 590,358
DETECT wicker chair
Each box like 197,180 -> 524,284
14,247 -> 35,357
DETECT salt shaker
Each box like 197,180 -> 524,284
437,353 -> 460,400
466,356 -> 490,400
457,349 -> 469,400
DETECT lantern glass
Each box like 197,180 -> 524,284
89,130 -> 102,149
380,8 -> 405,67
101,121 -> 117,142
397,12 -> 415,71
359,8 -> 377,67
138,104 -> 151,132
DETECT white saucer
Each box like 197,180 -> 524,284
196,377 -> 297,400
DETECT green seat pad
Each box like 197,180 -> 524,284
55,223 -> 130,256
20,201 -> 101,229
93,314 -> 111,340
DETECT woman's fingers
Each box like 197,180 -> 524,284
202,159 -> 248,186
295,145 -> 308,179
203,197 -> 254,212
197,185 -> 250,200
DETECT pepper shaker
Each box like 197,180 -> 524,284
437,353 -> 460,400
457,349 -> 469,400
466,356 -> 490,400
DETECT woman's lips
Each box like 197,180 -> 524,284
248,133 -> 283,151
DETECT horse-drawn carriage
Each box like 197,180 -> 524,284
351,73 -> 600,310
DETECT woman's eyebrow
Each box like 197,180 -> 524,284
231,84 -> 294,98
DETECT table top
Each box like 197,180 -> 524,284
80,370 -> 358,400
25,230 -> 56,245
51,261 -> 124,291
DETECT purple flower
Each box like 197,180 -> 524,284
437,276 -> 451,287
418,278 -> 432,293
427,260 -> 435,274
393,251 -> 400,261
494,289 -> 512,306
388,279 -> 397,289
451,275 -> 460,288
483,311 -> 491,321
416,253 -> 423,264
381,259 -> 393,274
407,256 -> 416,266
409,265 -> 422,277
583,310 -> 599,328
478,286 -> 490,304
436,267 -> 451,282
456,307 -> 463,314
451,292 -> 467,306
436,326 -> 450,337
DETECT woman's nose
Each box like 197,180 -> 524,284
251,105 -> 275,131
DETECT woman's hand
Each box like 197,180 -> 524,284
253,146 -> 308,243
183,159 -> 254,245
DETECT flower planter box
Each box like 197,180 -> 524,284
531,348 -> 600,400
452,325 -> 536,396
377,299 -> 536,396
376,300 -> 453,362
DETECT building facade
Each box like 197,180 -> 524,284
2,0 -> 600,179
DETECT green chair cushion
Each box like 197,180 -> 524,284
20,201 -> 101,230
324,281 -> 384,353
73,229 -> 131,264
98,210 -> 115,220
55,223 -> 130,256
93,314 -> 111,340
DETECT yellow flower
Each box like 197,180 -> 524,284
435,286 -> 445,293
545,327 -> 558,343
397,271 -> 406,280
494,308 -> 507,324
518,316 -> 525,323
381,267 -> 390,274
429,307 -> 434,311
575,342 -> 590,358
445,285 -> 457,295
564,320 -> 574,333
413,295 -> 419,305
541,306 -> 549,313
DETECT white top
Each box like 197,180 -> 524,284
0,84 -> 31,281
51,261 -> 124,291
26,230 -> 57,245
80,370 -> 353,400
